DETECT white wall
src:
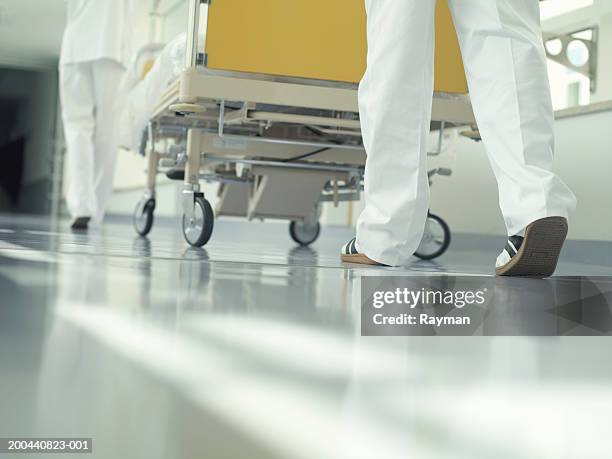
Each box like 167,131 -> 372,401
542,0 -> 612,104
159,0 -> 190,42
594,10 -> 612,102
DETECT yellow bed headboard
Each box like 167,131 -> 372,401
204,0 -> 467,94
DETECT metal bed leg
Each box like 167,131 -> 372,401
182,128 -> 202,217
185,0 -> 202,70
181,129 -> 214,247
133,123 -> 158,237
146,126 -> 159,197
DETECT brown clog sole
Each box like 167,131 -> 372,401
496,216 -> 568,278
341,253 -> 384,266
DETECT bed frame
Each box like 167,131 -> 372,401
133,0 -> 477,255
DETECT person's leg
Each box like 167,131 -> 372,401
447,0 -> 577,237
59,62 -> 96,221
352,0 -> 437,267
91,59 -> 126,224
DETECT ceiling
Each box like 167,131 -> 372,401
0,0 -> 67,70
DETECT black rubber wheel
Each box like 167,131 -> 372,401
289,220 -> 321,246
414,213 -> 451,260
133,198 -> 156,237
182,197 -> 214,247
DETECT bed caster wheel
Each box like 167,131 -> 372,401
134,198 -> 156,237
183,197 -> 214,247
414,213 -> 451,260
289,220 -> 321,247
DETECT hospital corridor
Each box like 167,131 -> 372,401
1,1 -> 612,458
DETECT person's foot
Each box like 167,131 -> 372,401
495,216 -> 568,278
340,238 -> 385,266
71,217 -> 91,231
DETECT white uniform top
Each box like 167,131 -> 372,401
60,0 -> 134,67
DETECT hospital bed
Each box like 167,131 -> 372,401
132,0 -> 477,259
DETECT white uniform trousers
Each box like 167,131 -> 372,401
357,0 -> 577,266
60,59 -> 125,222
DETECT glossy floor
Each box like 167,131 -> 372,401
0,214 -> 611,459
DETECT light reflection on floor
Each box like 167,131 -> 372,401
0,214 -> 611,459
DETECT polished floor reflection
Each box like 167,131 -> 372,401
1,214 -> 611,459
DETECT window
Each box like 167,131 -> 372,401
541,0 -> 597,111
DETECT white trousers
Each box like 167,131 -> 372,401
60,59 -> 125,223
357,0 -> 577,266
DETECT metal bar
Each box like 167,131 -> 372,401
203,154 -> 364,173
312,127 -> 363,137
218,100 -> 226,137
157,125 -> 188,136
211,134 -> 365,152
185,0 -> 201,69
199,174 -> 253,184
319,193 -> 361,203
146,122 -> 158,193
428,121 -> 445,157
245,111 -> 362,130
185,130 -> 202,187
323,183 -> 363,192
